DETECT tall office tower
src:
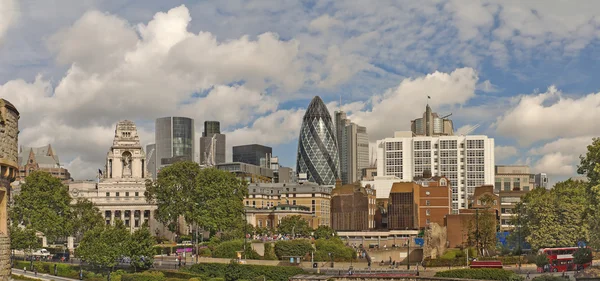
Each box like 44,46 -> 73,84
376,131 -> 494,213
199,121 -> 226,166
232,144 -> 272,167
334,111 -> 369,184
296,96 -> 340,186
335,111 -> 350,183
411,104 -> 454,136
146,144 -> 157,179
154,117 -> 195,175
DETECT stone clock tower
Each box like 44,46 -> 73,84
0,99 -> 19,281
105,120 -> 146,179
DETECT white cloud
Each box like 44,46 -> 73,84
476,80 -> 500,93
1,5 -> 305,179
532,152 -> 577,176
0,0 -> 18,44
351,67 -> 479,141
494,86 -> 600,145
309,15 -> 342,33
495,145 -> 518,162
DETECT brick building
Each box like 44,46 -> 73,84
414,174 -> 452,228
330,181 -> 376,231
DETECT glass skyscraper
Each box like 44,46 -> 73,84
296,96 -> 340,185
155,117 -> 195,175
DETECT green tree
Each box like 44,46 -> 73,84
573,247 -> 592,265
145,163 -> 247,235
466,194 -> 497,256
10,171 -> 72,241
277,215 -> 310,237
9,225 -> 40,253
313,225 -> 336,240
71,198 -> 104,239
516,180 -> 588,249
577,137 -> 600,186
534,254 -> 549,268
76,221 -> 130,274
127,226 -> 156,271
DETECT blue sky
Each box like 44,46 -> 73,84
1,0 -> 600,185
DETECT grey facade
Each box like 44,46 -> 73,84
232,144 -> 272,167
411,104 -> 454,136
203,121 -> 221,136
334,111 -> 369,184
146,144 -> 156,179
199,121 -> 226,165
534,173 -> 548,189
155,117 -> 195,176
216,162 -> 274,183
296,96 -> 340,186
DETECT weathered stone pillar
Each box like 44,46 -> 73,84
0,99 -> 20,281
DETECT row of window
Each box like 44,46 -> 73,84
106,192 -> 140,197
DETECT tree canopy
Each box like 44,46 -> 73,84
277,215 -> 311,237
313,225 -> 336,240
127,226 -> 156,271
9,225 -> 40,251
76,221 -> 129,271
71,198 -> 104,239
10,171 -> 72,241
573,247 -> 593,265
145,162 -> 248,235
515,179 -> 588,249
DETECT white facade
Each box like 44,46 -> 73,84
376,132 -> 495,213
69,120 -> 172,237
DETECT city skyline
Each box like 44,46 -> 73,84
2,2 -> 600,186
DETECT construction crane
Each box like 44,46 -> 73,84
441,113 -> 453,119
461,124 -> 481,135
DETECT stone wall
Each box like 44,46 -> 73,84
0,99 -> 20,281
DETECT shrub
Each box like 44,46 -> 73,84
121,271 -> 166,281
198,247 -> 212,257
574,247 -> 593,265
313,238 -> 355,262
434,268 -> 523,281
161,270 -> 202,280
189,262 -> 305,281
189,278 -> 202,281
212,240 -> 260,259
274,239 -> 313,260
263,243 -> 278,260
535,254 -> 549,268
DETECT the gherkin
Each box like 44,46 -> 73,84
296,96 -> 340,185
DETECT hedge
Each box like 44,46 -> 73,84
274,240 -> 313,260
188,262 -> 305,281
122,271 -> 166,281
435,268 -> 524,281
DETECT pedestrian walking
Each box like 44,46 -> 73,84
526,272 -> 530,280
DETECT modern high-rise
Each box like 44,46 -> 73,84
376,131 -> 495,213
199,121 -> 226,166
411,104 -> 454,136
296,96 -> 340,186
154,117 -> 195,176
334,111 -> 370,184
232,144 -> 272,167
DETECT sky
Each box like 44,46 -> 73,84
1,0 -> 600,187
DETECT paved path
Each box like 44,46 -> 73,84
11,269 -> 79,281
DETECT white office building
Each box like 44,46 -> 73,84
375,131 -> 495,213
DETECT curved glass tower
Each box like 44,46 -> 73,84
296,96 -> 340,185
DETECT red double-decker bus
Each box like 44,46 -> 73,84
537,247 -> 591,273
